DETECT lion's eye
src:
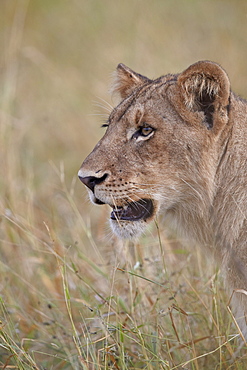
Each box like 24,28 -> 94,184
131,125 -> 155,141
140,127 -> 153,136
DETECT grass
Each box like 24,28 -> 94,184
1,0 -> 247,368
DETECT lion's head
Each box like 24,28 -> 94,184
78,61 -> 230,239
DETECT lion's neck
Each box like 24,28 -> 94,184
168,98 -> 247,257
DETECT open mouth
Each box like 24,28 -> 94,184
110,199 -> 154,222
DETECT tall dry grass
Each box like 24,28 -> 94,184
0,0 -> 247,368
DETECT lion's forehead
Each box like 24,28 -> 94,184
109,74 -> 177,124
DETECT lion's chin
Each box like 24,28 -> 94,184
110,218 -> 149,239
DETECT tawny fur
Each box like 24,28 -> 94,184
78,61 -> 247,340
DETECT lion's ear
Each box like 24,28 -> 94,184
112,64 -> 151,99
177,61 -> 230,129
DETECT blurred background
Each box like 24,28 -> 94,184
1,0 -> 247,368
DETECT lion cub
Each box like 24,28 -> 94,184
78,61 -> 247,339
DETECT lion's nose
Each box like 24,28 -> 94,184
78,173 -> 108,193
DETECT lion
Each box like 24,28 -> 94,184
78,61 -> 247,340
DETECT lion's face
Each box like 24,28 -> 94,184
78,61 -> 230,238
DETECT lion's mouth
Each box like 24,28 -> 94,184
110,199 -> 154,222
